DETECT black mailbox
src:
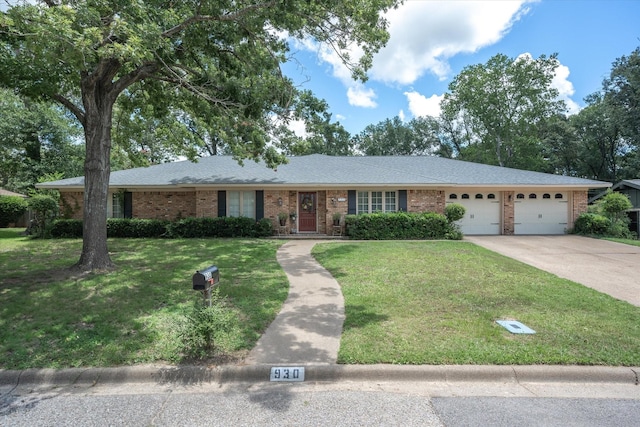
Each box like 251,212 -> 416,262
192,265 -> 219,290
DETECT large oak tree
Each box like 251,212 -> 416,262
1,0 -> 398,271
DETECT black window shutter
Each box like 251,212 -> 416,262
255,190 -> 264,220
399,190 -> 407,212
347,190 -> 356,215
218,191 -> 226,217
123,191 -> 133,218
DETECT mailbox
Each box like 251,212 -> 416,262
192,265 -> 219,290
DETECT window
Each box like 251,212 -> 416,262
112,193 -> 124,218
529,193 -> 537,199
228,191 -> 255,218
449,194 -> 458,199
461,194 -> 470,199
517,193 -> 525,199
487,193 -> 496,199
475,194 -> 483,199
555,193 -> 564,199
543,193 -> 551,199
357,190 -> 397,214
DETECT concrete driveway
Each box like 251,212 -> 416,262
465,235 -> 640,307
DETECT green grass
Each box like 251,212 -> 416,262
312,241 -> 640,366
604,237 -> 640,247
0,234 -> 288,369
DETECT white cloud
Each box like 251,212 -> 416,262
552,63 -> 581,115
398,109 -> 406,122
347,85 -> 377,108
372,1 -> 535,84
404,91 -> 444,118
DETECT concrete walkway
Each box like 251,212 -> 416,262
244,240 -> 345,365
466,235 -> 640,307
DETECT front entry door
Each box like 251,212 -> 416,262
298,192 -> 317,232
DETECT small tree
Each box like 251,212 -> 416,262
0,195 -> 28,227
444,203 -> 466,224
600,192 -> 633,221
27,195 -> 58,238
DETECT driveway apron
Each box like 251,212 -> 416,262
466,235 -> 640,307
245,240 -> 345,365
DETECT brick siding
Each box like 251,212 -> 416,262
407,189 -> 445,214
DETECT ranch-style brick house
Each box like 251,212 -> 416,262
38,154 -> 610,235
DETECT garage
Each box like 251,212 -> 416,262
514,192 -> 569,234
447,192 -> 501,235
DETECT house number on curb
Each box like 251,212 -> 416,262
270,367 -> 305,382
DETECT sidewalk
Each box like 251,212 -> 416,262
244,240 -> 345,365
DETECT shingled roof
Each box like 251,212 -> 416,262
37,154 -> 610,189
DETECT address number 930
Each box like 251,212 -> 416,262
270,367 -> 305,382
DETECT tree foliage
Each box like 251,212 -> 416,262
0,0 -> 398,271
353,116 -> 440,155
440,53 -> 566,169
0,88 -> 83,194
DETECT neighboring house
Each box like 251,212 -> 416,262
590,179 -> 640,235
37,154 -> 610,235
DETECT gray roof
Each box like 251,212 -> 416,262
38,154 -> 611,189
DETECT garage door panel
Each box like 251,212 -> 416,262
514,193 -> 568,235
448,193 -> 501,235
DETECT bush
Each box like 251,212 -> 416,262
51,219 -> 83,238
444,203 -> 466,223
600,192 -> 633,220
166,216 -> 272,238
27,195 -> 59,238
178,289 -> 244,359
573,213 -> 610,235
0,196 -> 28,227
345,211 -> 459,240
107,218 -> 169,238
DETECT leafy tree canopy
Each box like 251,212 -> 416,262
0,0 -> 399,271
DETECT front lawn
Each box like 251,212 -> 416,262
0,234 -> 287,369
312,241 -> 640,365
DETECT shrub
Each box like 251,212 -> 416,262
51,219 -> 83,238
573,213 -> 610,235
107,218 -> 169,238
0,195 -> 28,227
345,211 -> 458,240
600,192 -> 633,221
166,216 -> 272,238
27,195 -> 59,238
178,289 -> 243,359
444,203 -> 466,223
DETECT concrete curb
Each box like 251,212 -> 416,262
1,365 -> 638,388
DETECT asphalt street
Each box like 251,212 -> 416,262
2,377 -> 639,426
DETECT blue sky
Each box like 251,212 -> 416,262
282,0 -> 640,136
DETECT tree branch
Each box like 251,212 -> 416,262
162,1 -> 279,38
51,93 -> 85,125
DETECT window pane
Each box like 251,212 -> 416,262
228,191 -> 241,217
112,194 -> 123,218
371,191 -> 382,212
357,191 -> 369,214
385,191 -> 396,212
242,191 -> 255,218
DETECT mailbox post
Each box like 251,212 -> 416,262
192,265 -> 219,306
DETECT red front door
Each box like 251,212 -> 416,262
298,192 -> 317,232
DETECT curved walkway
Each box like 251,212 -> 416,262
245,240 -> 345,365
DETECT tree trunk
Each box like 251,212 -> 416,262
73,70 -> 118,271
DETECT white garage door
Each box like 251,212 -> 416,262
514,192 -> 568,235
447,192 -> 501,235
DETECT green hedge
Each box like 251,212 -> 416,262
344,212 -> 462,240
572,213 -> 611,235
50,217 -> 273,239
0,196 -> 28,227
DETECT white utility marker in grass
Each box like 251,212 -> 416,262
496,320 -> 536,334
